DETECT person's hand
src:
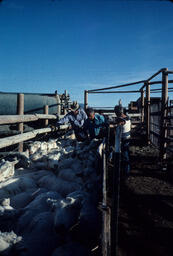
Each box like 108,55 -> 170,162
49,125 -> 56,132
55,113 -> 60,120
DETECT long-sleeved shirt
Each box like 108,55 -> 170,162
84,113 -> 107,138
122,117 -> 131,140
56,108 -> 87,133
117,115 -> 131,140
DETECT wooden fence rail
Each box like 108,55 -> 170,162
0,125 -> 69,150
0,114 -> 59,125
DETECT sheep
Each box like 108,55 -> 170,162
38,175 -> 81,197
58,168 -> 83,184
0,176 -> 37,201
47,152 -> 62,169
51,242 -> 89,256
54,197 -> 81,233
16,191 -> 62,234
10,192 -> 34,209
57,158 -> 76,170
0,201 -> 24,233
40,141 -> 48,152
16,212 -> 61,256
0,160 -> 17,182
0,231 -> 22,255
28,141 -> 41,155
0,136 -> 102,256
29,150 -> 47,162
47,140 -> 57,152
0,152 -> 30,169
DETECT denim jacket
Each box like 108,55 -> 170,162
57,108 -> 87,133
84,114 -> 107,138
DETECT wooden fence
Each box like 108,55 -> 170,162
0,93 -> 69,152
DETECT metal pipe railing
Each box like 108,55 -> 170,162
146,68 -> 165,82
88,90 -> 140,94
88,80 -> 146,93
84,67 -> 173,160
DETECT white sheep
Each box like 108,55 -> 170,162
0,176 -> 37,199
58,168 -> 82,184
38,175 -> 81,197
51,242 -> 88,256
28,141 -> 41,155
0,135 -> 102,256
54,197 -> 81,232
0,231 -> 22,254
0,160 -> 17,182
47,140 -> 58,152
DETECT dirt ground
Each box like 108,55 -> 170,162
118,143 -> 173,256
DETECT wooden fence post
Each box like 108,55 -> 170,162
17,93 -> 24,152
44,105 -> 49,126
145,82 -> 150,145
111,126 -> 122,256
141,88 -> 145,123
84,90 -> 88,110
160,68 -> 168,160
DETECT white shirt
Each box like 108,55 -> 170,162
122,119 -> 131,140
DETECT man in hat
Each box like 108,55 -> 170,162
56,103 -> 88,141
114,102 -> 131,175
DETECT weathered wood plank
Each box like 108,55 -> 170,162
0,114 -> 57,125
0,125 -> 69,149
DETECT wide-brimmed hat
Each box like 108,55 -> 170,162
69,103 -> 79,111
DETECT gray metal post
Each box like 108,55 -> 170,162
84,90 -> 88,110
160,68 -> 168,160
17,93 -> 24,152
146,82 -> 150,144
141,89 -> 145,123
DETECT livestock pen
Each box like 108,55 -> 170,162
84,67 -> 173,256
0,91 -> 108,256
1,68 -> 173,255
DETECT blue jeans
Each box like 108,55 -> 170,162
121,139 -> 130,175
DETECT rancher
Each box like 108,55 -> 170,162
114,102 -> 131,175
84,107 -> 108,139
56,102 -> 88,141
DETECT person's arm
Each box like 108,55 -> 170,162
56,114 -> 71,126
83,119 -> 89,133
76,108 -> 88,128
81,108 -> 88,121
99,115 -> 109,127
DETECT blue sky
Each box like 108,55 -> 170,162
0,0 -> 173,107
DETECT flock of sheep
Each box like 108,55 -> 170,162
0,133 -> 102,256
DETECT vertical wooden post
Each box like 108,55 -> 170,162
141,88 -> 145,123
17,93 -> 24,152
44,105 -> 49,126
146,82 -> 150,145
84,90 -> 88,111
102,147 -> 111,256
160,68 -> 168,160
111,126 -> 122,256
